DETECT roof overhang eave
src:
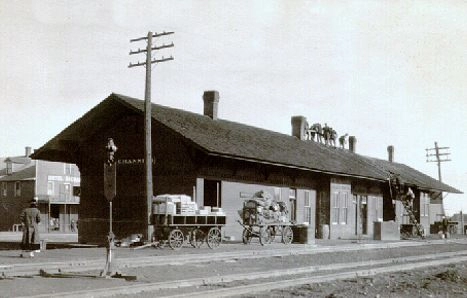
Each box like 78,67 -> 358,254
206,152 -> 462,194
206,151 -> 386,184
418,186 -> 463,195
31,148 -> 75,164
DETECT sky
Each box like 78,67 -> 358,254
1,1 -> 466,215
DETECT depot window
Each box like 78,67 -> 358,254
1,182 -> 6,196
304,190 -> 312,225
15,182 -> 21,197
332,191 -> 349,225
47,181 -> 54,196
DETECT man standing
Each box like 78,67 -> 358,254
442,216 -> 449,239
20,199 -> 41,258
70,219 -> 76,232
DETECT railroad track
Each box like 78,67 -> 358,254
24,249 -> 467,298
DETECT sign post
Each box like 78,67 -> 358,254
101,138 -> 117,278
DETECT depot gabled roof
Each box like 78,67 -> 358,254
32,93 -> 462,194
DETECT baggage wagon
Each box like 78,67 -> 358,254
152,195 -> 226,250
238,192 -> 294,246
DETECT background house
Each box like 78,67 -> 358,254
0,147 -> 80,232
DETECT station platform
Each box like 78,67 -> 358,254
1,231 -> 465,278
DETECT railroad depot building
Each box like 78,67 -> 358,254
0,147 -> 80,232
31,91 -> 461,244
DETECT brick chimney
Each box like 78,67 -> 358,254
348,136 -> 357,153
203,90 -> 219,120
291,116 -> 307,140
25,146 -> 32,157
387,145 -> 394,162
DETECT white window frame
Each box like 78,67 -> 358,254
1,182 -> 6,196
421,193 -> 430,217
341,192 -> 348,225
63,183 -> 71,200
331,192 -> 340,224
377,197 -> 383,222
47,181 -> 54,195
274,187 -> 282,201
304,190 -> 312,224
289,188 -> 297,222
289,188 -> 296,199
64,164 -> 72,175
424,199 -> 430,217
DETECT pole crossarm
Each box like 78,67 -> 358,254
128,56 -> 174,68
129,43 -> 174,55
426,153 -> 451,157
427,159 -> 451,163
130,31 -> 174,42
426,147 -> 450,151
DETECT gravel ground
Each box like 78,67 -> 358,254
246,262 -> 467,298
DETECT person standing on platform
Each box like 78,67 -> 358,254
20,199 -> 41,258
70,219 -> 76,232
442,216 -> 449,239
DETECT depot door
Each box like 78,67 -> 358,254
204,179 -> 221,207
355,195 -> 368,236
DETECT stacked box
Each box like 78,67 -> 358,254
179,202 -> 198,215
152,202 -> 176,215
153,194 -> 192,204
210,207 -> 225,216
199,206 -> 211,212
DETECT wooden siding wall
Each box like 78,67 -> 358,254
0,180 -> 34,231
76,114 -> 198,244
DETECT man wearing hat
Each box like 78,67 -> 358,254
20,199 -> 41,257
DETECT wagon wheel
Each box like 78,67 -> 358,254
242,228 -> 252,244
168,229 -> 184,250
259,226 -> 272,246
190,228 -> 205,248
281,226 -> 293,244
206,227 -> 222,249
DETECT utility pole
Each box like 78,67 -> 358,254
426,141 -> 451,182
426,141 -> 451,216
129,31 -> 174,242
